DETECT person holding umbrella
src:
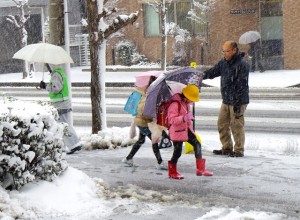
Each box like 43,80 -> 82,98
248,39 -> 265,73
40,67 -> 82,155
203,40 -> 250,157
167,84 -> 213,179
122,75 -> 168,170
12,42 -> 81,154
239,31 -> 264,73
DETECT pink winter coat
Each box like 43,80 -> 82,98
167,93 -> 195,141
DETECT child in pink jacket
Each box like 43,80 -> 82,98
167,84 -> 213,179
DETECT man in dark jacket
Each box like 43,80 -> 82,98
203,41 -> 250,157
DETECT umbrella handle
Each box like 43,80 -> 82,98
45,63 -> 52,73
193,103 -> 195,130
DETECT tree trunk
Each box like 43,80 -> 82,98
87,0 -> 103,133
19,3 -> 28,78
160,0 -> 167,71
86,0 -> 140,133
90,43 -> 103,133
49,0 -> 64,46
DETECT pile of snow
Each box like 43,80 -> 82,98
81,126 -> 137,150
0,97 -> 68,190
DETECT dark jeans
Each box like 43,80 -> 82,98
251,51 -> 264,72
126,126 -> 163,164
170,129 -> 202,164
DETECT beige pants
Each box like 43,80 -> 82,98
217,103 -> 247,153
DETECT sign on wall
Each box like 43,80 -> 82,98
230,9 -> 256,15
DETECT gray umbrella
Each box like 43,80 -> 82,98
12,43 -> 74,65
239,31 -> 261,44
143,67 -> 204,118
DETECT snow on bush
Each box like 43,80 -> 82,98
0,97 -> 68,190
81,127 -> 137,150
115,40 -> 149,66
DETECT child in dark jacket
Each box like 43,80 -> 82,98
167,84 -> 213,179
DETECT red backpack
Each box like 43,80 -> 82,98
157,100 -> 181,128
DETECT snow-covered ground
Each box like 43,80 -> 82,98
1,66 -> 300,219
1,65 -> 300,88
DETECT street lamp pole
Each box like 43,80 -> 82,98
63,0 -> 73,126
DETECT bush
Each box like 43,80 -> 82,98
0,97 -> 68,190
115,40 -> 135,66
115,40 -> 149,66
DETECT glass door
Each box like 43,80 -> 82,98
260,0 -> 284,70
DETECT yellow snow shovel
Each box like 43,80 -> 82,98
184,133 -> 202,154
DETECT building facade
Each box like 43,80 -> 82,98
113,0 -> 300,70
206,0 -> 286,70
0,0 -> 83,73
1,0 -> 300,73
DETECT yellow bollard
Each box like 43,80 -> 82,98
190,62 -> 197,69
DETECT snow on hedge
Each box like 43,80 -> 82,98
0,97 -> 68,190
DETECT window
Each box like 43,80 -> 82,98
260,0 -> 283,42
143,4 -> 160,36
143,1 -> 207,37
174,2 -> 192,32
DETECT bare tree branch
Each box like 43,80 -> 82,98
98,7 -> 117,20
101,10 -> 141,40
6,15 -> 20,28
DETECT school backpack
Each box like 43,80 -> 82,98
157,100 -> 181,129
124,91 -> 142,116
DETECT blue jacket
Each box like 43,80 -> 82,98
204,51 -> 250,105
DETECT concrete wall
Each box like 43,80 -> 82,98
283,0 -> 300,69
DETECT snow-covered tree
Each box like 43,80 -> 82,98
187,0 -> 216,40
167,23 -> 192,66
141,0 -> 172,71
86,0 -> 140,133
6,0 -> 30,79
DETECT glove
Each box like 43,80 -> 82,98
233,103 -> 241,114
184,112 -> 194,122
39,81 -> 46,89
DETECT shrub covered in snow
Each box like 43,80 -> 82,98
115,40 -> 135,66
115,40 -> 149,66
0,97 -> 68,190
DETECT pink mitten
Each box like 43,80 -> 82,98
184,113 -> 194,121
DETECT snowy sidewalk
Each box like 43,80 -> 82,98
0,66 -> 300,88
1,66 -> 300,219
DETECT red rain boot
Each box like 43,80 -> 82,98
196,158 -> 213,176
168,161 -> 184,179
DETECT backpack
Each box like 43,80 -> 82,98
158,130 -> 172,149
157,100 -> 181,128
124,91 -> 142,116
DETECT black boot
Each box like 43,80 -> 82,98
67,146 -> 82,155
228,151 -> 244,157
212,149 -> 232,155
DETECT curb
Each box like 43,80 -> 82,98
288,84 -> 300,88
0,82 -> 135,87
0,82 -> 213,88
